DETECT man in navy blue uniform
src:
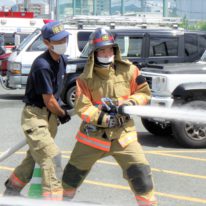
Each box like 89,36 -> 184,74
3,21 -> 71,200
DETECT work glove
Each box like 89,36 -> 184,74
58,108 -> 71,124
107,114 -> 130,128
101,103 -> 117,113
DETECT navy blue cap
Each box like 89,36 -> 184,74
41,21 -> 70,41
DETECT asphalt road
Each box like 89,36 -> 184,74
0,85 -> 206,206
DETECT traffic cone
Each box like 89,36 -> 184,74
28,163 -> 42,198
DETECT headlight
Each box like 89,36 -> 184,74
8,62 -> 21,74
66,64 -> 77,73
152,76 -> 167,92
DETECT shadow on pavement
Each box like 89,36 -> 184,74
138,132 -> 181,148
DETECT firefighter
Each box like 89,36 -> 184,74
62,28 -> 157,205
3,21 -> 71,200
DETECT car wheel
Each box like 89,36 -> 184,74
66,85 -> 76,109
141,118 -> 172,136
172,100 -> 206,148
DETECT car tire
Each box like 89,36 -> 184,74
66,85 -> 76,109
141,118 -> 172,136
172,100 -> 206,148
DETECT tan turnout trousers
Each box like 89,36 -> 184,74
10,105 -> 62,200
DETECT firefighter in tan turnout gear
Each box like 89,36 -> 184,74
62,28 -> 157,205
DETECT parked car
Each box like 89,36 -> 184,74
61,28 -> 206,108
5,28 -> 93,89
0,32 -> 33,77
140,50 -> 206,148
0,52 -> 10,76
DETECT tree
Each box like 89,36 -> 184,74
195,21 -> 206,31
179,16 -> 206,31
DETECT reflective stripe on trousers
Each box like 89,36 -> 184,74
76,131 -> 111,151
42,190 -> 63,201
9,173 -> 27,190
136,195 -> 157,206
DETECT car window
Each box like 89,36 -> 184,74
184,34 -> 198,57
149,37 -> 178,57
81,35 -> 143,58
115,36 -> 142,57
115,36 -> 128,56
4,33 -> 17,46
27,35 -> 47,51
200,49 -> 206,61
17,29 -> 41,51
0,34 -> 4,47
77,31 -> 92,52
198,34 -> 206,55
128,37 -> 142,57
3,33 -> 29,46
80,42 -> 90,57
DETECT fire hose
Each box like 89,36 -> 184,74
0,109 -> 75,162
0,105 -> 206,162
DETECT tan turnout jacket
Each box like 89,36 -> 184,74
74,46 -> 151,151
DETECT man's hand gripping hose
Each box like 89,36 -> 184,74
101,97 -> 130,128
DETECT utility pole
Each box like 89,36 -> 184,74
72,0 -> 76,16
56,0 -> 59,20
109,0 -> 112,15
163,0 -> 168,17
141,0 -> 146,12
93,0 -> 96,15
49,0 -> 58,20
23,0 -> 29,11
80,0 -> 82,15
121,0 -> 124,15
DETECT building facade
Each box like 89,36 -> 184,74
57,0 -> 157,20
4,1 -> 206,22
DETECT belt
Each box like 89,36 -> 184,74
25,103 -> 43,109
25,104 -> 52,120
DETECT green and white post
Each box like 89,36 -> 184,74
28,163 -> 42,198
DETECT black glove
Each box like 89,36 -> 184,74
58,109 -> 71,124
107,114 -> 129,128
101,103 -> 118,113
117,104 -> 128,115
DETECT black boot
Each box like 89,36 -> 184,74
3,179 -> 21,197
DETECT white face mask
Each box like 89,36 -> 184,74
97,55 -> 114,64
51,42 -> 67,55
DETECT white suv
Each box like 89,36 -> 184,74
141,51 -> 206,148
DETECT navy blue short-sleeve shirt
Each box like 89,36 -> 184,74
23,50 -> 66,108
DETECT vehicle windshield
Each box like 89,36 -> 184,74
17,29 -> 41,51
80,42 -> 90,58
200,50 -> 206,62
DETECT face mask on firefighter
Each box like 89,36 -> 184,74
97,55 -> 114,64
